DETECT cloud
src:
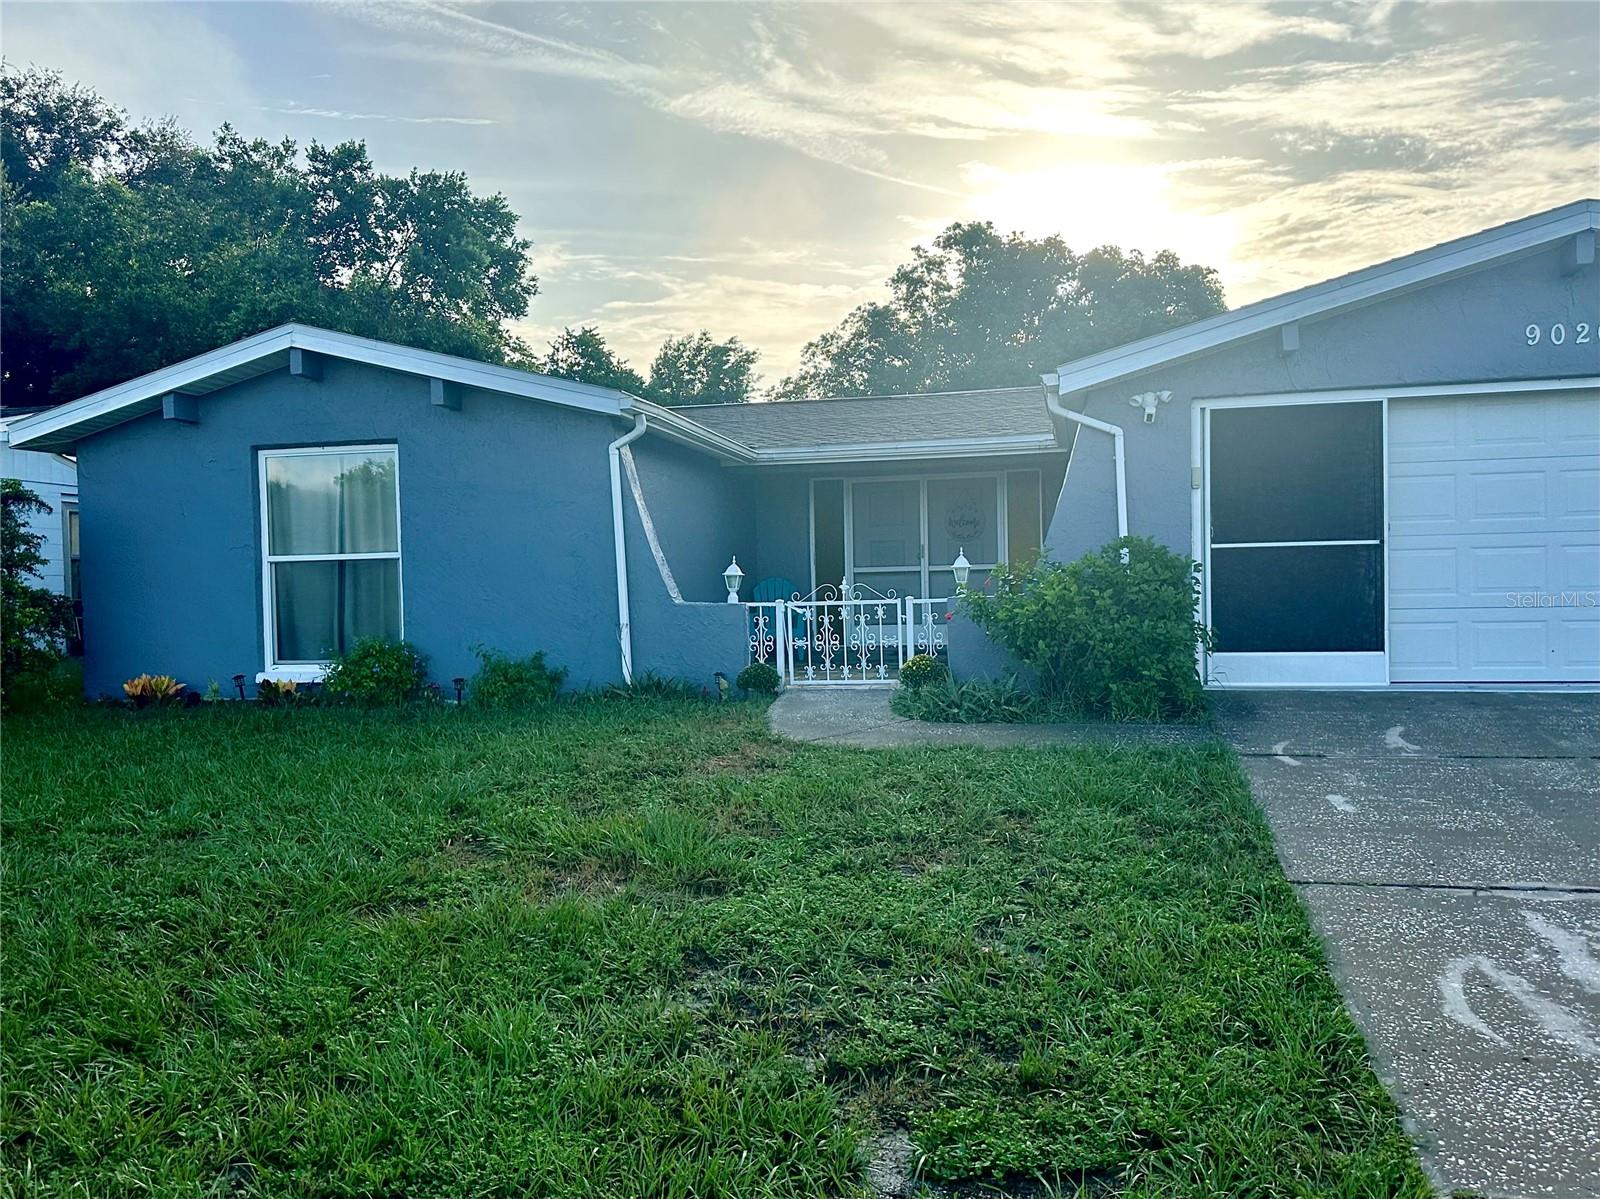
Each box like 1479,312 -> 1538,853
252,102 -> 494,126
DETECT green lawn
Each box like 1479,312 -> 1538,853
1,699 -> 1428,1197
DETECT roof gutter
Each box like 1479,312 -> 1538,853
608,413 -> 649,685
1042,374 -> 1127,540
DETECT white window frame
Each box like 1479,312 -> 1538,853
62,500 -> 80,600
257,444 -> 403,681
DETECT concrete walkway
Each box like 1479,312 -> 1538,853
767,684 -> 1217,749
1213,689 -> 1600,1199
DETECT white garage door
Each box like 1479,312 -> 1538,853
1388,390 -> 1600,683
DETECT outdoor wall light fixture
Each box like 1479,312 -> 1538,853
952,549 -> 972,590
232,673 -> 246,700
723,556 -> 744,603
452,677 -> 466,703
1129,390 -> 1172,424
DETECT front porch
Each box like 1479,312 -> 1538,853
729,456 -> 1065,685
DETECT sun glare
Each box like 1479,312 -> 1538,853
958,161 -> 1241,275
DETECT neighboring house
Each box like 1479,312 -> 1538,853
7,199 -> 1597,696
0,416 -> 80,602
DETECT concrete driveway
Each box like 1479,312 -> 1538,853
1212,690 -> 1599,1199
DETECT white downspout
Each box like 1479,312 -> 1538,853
1043,375 -> 1128,539
608,412 -> 649,684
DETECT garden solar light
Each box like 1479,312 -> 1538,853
952,549 -> 971,590
232,673 -> 246,700
722,555 -> 744,603
452,677 -> 466,703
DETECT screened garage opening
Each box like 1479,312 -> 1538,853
1203,399 -> 1388,687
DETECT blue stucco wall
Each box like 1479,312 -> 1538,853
625,436 -> 753,684
1047,241 -> 1600,561
73,358 -> 749,696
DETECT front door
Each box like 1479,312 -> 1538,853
850,479 -> 923,598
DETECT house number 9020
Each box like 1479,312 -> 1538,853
1525,322 -> 1593,346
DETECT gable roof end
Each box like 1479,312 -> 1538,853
4,324 -> 639,453
1051,199 -> 1600,396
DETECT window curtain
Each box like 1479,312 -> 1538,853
267,451 -> 400,662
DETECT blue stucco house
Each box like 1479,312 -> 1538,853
8,199 -> 1598,696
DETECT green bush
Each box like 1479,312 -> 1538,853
2,657 -> 82,712
735,661 -> 780,695
891,674 -> 1067,723
470,647 -> 567,707
962,537 -> 1212,721
2,480 -> 74,707
898,653 -> 947,690
255,678 -> 313,707
320,638 -> 428,706
602,672 -> 707,701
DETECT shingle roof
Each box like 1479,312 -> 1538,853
671,386 -> 1054,451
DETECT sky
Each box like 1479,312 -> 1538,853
4,1 -> 1598,384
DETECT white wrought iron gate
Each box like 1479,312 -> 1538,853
747,582 -> 950,686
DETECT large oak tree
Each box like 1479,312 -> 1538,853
1,67 -> 538,409
774,221 -> 1226,399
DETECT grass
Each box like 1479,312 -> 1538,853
1,698 -> 1429,1197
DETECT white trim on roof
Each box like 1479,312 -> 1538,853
7,324 -> 633,452
1052,199 -> 1600,396
6,323 -> 1062,463
750,433 -> 1060,465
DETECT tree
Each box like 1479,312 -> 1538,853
1,67 -> 538,409
539,327 -> 646,394
774,222 -> 1225,399
1,480 -> 73,688
646,331 -> 759,406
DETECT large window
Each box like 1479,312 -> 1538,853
260,446 -> 402,670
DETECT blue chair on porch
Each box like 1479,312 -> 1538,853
749,576 -> 805,656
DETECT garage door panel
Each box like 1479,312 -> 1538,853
1470,470 -> 1547,521
1470,619 -> 1550,670
1561,618 -> 1600,672
1390,546 -> 1458,601
1388,390 -> 1600,684
1389,622 -> 1460,672
1468,543 -> 1548,593
1557,542 -> 1600,591
1562,467 -> 1600,517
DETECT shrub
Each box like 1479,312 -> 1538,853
603,672 -> 706,701
962,537 -> 1212,721
4,658 -> 82,712
898,653 -> 947,690
2,479 -> 74,704
891,674 -> 1053,723
320,638 -> 428,706
255,678 -> 306,706
735,661 -> 780,695
470,647 -> 566,707
123,674 -> 187,708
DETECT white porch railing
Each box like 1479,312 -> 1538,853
904,598 -> 952,665
746,584 -> 951,686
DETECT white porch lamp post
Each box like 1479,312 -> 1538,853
723,555 -> 745,603
951,548 -> 972,592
